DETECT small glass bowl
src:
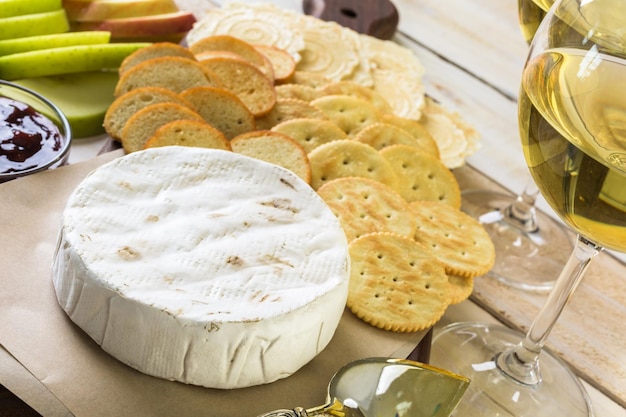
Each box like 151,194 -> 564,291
0,79 -> 72,183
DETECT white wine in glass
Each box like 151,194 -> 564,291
463,0 -> 572,292
431,0 -> 626,414
518,0 -> 553,43
521,3 -> 626,253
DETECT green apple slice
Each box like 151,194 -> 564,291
0,9 -> 70,40
0,0 -> 62,18
0,42 -> 150,80
16,71 -> 120,138
0,31 -> 111,56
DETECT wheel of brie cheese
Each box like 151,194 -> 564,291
52,147 -> 350,389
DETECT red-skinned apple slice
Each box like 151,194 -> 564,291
70,11 -> 196,40
64,0 -> 179,22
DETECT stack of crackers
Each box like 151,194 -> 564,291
102,3 -> 495,333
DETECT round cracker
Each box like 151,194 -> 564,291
308,140 -> 398,191
354,122 -> 427,151
447,274 -> 474,305
318,81 -> 392,114
317,177 -> 416,241
255,98 -> 327,130
347,232 -> 450,332
271,117 -> 347,153
275,84 -> 320,102
310,94 -> 381,136
379,144 -> 461,208
380,113 -> 440,158
410,201 -> 496,278
290,71 -> 332,88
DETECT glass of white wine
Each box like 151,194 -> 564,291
461,0 -> 572,292
430,0 -> 626,414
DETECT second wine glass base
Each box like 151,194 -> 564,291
430,322 -> 594,417
462,189 -> 573,291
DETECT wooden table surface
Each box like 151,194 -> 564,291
1,0 -> 626,416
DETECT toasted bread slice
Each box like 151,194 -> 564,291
254,44 -> 295,83
180,86 -> 256,140
231,130 -> 311,184
319,80 -> 393,114
118,42 -> 197,75
120,102 -> 204,153
190,34 -> 274,80
104,86 -> 193,141
115,56 -> 221,97
197,56 -> 276,117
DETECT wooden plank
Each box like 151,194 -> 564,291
394,0 -> 528,99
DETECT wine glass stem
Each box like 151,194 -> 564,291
502,180 -> 540,233
496,234 -> 602,386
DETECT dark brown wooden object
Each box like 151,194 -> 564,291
303,0 -> 399,40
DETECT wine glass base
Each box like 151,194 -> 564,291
430,322 -> 594,417
462,189 -> 573,291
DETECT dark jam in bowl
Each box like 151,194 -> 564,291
0,96 -> 64,175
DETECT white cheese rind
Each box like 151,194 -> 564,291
52,147 -> 350,389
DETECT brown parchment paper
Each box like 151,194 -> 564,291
0,151 -> 426,417
0,345 -> 72,417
